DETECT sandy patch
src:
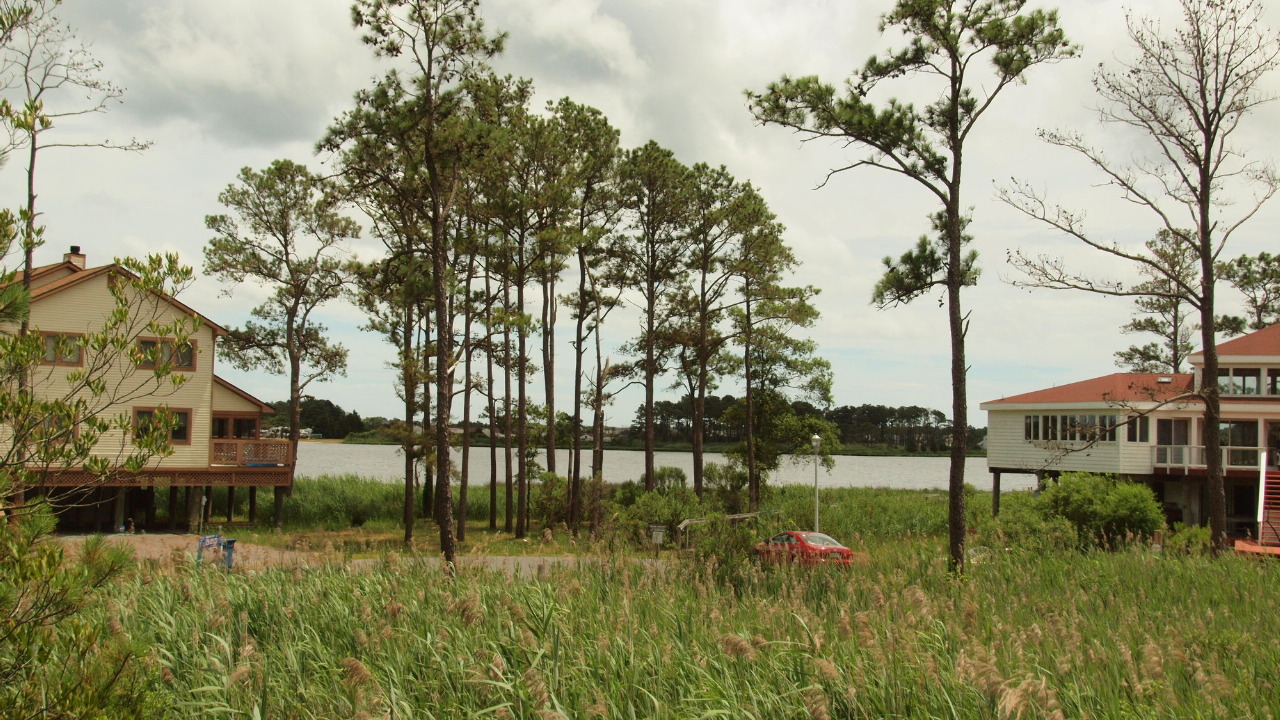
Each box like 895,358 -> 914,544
59,532 -> 323,571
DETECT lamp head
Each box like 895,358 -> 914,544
810,434 -> 821,452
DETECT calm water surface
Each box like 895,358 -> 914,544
295,443 -> 1034,492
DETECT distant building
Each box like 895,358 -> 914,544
3,247 -> 292,530
982,324 -> 1280,544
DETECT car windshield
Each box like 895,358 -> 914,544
800,533 -> 843,547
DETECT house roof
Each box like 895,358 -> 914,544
214,376 -> 274,414
24,262 -> 227,336
1190,323 -> 1280,358
983,372 -> 1195,406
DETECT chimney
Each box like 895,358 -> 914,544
65,245 -> 85,269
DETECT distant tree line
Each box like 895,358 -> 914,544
267,398 -> 363,440
627,396 -> 982,453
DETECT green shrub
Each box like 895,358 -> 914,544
653,466 -> 688,491
1039,472 -> 1163,547
1164,522 -> 1211,555
619,487 -> 707,547
530,472 -> 568,529
978,490 -> 1076,551
704,462 -> 748,513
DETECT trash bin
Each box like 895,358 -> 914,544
223,538 -> 237,569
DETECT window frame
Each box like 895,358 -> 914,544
40,332 -> 85,367
135,337 -> 197,372
133,406 -> 194,446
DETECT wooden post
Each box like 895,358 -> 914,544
227,486 -> 236,523
203,486 -> 213,522
248,486 -> 258,523
168,486 -> 178,530
112,488 -> 125,532
186,486 -> 200,530
273,486 -> 285,529
145,487 -> 156,528
991,471 -> 1002,517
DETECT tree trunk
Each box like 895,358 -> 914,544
744,295 -> 759,510
643,290 -> 657,491
433,224 -> 456,566
542,271 -> 557,475
401,305 -> 417,545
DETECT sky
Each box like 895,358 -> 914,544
5,0 -> 1280,428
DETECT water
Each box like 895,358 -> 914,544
295,443 -> 1034,492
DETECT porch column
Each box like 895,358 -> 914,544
203,486 -> 212,522
145,487 -> 156,529
991,471 -> 1002,517
273,486 -> 285,529
186,486 -> 201,530
168,486 -> 178,530
112,488 -> 125,532
227,486 -> 235,523
248,487 -> 258,523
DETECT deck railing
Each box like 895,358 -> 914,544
210,439 -> 293,467
1151,445 -> 1276,471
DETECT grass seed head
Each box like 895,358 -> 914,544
341,657 -> 375,689
719,634 -> 757,661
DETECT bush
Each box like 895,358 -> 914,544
977,490 -> 1076,551
704,462 -> 748,514
1039,472 -> 1163,547
619,487 -> 707,547
530,472 -> 568,529
1164,522 -> 1211,555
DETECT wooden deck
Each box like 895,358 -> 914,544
1234,538 -> 1280,558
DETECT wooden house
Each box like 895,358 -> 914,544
4,247 -> 292,531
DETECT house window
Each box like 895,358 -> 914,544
1218,367 -> 1263,396
41,333 -> 83,366
134,407 -> 192,445
1220,420 -> 1260,467
37,406 -> 79,448
1097,415 -> 1117,442
1126,416 -> 1150,443
136,338 -> 196,371
1269,369 -> 1280,396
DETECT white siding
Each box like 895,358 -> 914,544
987,409 -> 1124,475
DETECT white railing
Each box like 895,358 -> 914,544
1151,445 -> 1274,471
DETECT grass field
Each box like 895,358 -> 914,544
34,476 -> 1272,718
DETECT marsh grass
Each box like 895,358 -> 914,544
99,534 -> 1280,719
80,479 -> 1280,717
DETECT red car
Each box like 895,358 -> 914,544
755,531 -> 855,565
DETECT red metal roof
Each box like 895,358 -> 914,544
1191,323 -> 1280,357
984,372 -> 1195,405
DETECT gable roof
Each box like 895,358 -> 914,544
1190,323 -> 1280,358
983,372 -> 1195,406
214,376 -> 274,414
26,263 -> 227,336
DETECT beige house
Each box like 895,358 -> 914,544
6,247 -> 292,531
982,324 -> 1280,546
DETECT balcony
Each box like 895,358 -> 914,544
1152,445 -> 1277,472
210,438 -> 293,468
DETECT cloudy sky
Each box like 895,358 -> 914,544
6,0 -> 1280,426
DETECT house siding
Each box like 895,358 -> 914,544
987,409 -> 1125,475
24,273 -> 218,468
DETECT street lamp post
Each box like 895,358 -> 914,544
811,434 -> 822,533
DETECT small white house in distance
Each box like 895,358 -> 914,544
981,324 -> 1280,545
